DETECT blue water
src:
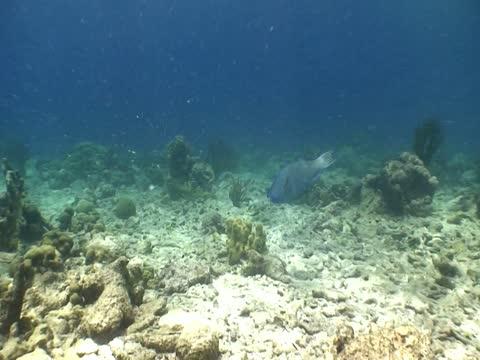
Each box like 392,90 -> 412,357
1,0 -> 479,155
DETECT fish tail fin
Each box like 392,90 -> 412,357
314,151 -> 335,169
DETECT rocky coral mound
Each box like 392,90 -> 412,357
365,152 -> 439,216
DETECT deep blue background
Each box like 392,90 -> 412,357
1,0 -> 479,155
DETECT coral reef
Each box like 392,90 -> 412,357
225,218 -> 267,265
364,152 -> 439,216
413,118 -> 444,166
3,132 -> 480,358
113,197 -> 137,220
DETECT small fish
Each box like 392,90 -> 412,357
268,151 -> 335,203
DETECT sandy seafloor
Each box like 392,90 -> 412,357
2,147 -> 480,360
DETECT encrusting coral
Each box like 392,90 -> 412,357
364,152 -> 439,216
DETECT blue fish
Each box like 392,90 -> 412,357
268,151 -> 335,203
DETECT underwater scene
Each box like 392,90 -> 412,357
1,1 -> 480,359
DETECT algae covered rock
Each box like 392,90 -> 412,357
225,218 -> 267,265
113,197 -> 137,219
365,152 -> 438,216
